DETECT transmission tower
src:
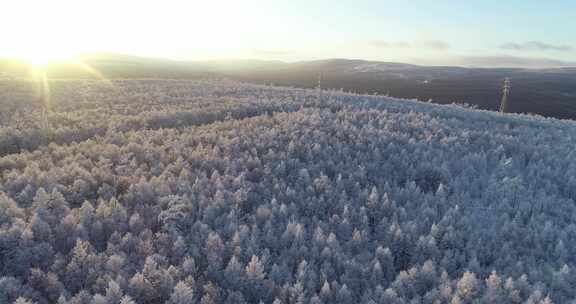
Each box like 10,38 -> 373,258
499,77 -> 511,113
317,72 -> 323,103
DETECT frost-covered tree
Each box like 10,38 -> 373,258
167,281 -> 195,304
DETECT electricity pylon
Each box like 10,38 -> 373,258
317,72 -> 323,103
499,77 -> 511,113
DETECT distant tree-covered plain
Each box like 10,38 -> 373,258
3,55 -> 576,120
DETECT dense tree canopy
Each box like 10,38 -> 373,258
1,79 -> 575,303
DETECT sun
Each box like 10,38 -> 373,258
18,49 -> 76,67
25,55 -> 58,66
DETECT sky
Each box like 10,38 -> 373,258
1,0 -> 575,67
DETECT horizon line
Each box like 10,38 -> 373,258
1,52 -> 576,70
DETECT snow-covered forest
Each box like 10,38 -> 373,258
1,79 -> 576,304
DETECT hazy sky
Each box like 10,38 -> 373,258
2,0 -> 575,67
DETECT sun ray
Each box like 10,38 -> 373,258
23,57 -> 120,131
27,67 -> 52,130
71,59 -> 111,83
25,57 -> 117,130
40,71 -> 51,130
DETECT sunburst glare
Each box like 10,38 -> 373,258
24,57 -> 114,131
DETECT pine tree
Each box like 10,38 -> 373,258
105,280 -> 124,304
14,298 -> 36,304
456,271 -> 479,301
245,255 -> 266,280
119,296 -> 136,304
168,281 -> 195,304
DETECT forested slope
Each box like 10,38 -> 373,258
1,79 -> 576,303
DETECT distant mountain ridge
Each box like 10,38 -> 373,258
0,53 -> 569,78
